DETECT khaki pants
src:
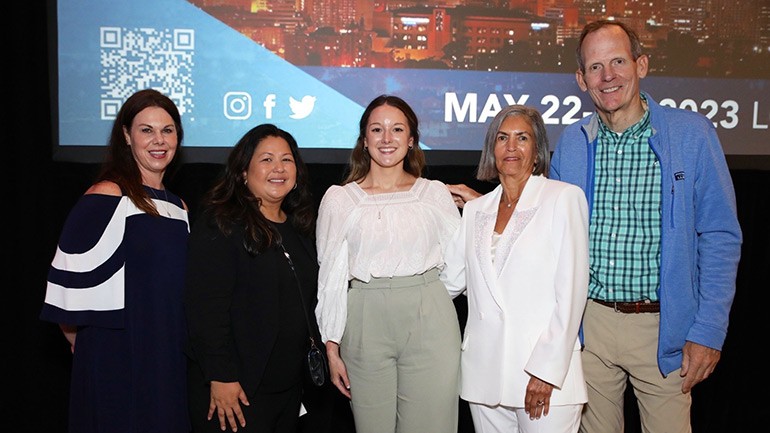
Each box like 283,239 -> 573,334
342,268 -> 461,433
580,300 -> 692,433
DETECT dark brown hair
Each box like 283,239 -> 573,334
343,95 -> 424,184
96,88 -> 184,216
203,123 -> 315,255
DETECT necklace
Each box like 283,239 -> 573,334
149,187 -> 171,217
372,193 -> 391,220
366,174 -> 410,220
501,195 -> 520,208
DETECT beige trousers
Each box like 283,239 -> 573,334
579,300 -> 692,433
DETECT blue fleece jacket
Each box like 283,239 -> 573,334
550,92 -> 742,375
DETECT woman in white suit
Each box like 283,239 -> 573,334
442,105 -> 589,433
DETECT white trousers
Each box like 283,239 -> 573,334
469,401 -> 582,433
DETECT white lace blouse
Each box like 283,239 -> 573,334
315,177 -> 461,343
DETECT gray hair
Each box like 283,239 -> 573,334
476,105 -> 550,182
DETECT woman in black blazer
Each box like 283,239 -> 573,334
184,124 -> 320,433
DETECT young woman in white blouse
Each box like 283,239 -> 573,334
315,95 -> 462,433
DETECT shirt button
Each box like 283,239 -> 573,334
617,150 -> 623,155
609,260 -> 615,266
616,178 -> 621,183
611,233 -> 616,238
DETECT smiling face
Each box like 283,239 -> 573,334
123,106 -> 178,182
243,135 -> 296,206
494,115 -> 536,181
576,25 -> 648,128
364,104 -> 414,170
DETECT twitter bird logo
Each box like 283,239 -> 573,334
289,95 -> 316,119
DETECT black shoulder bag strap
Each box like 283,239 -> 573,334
278,243 -> 328,387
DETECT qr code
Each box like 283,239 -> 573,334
99,27 -> 195,120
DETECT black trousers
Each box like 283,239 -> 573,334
188,365 -> 303,433
298,381 -> 356,433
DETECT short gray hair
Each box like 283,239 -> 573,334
475,105 -> 550,181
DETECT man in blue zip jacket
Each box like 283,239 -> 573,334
550,20 -> 742,433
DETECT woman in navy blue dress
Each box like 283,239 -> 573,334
41,89 -> 191,433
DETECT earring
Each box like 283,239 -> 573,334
293,183 -> 298,190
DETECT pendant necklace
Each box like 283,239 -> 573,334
502,195 -> 520,209
149,187 -> 171,217
372,194 -> 388,220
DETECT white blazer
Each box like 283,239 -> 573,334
441,175 -> 589,407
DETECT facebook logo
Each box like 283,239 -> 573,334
263,94 -> 276,119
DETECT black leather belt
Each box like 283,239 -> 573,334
592,299 -> 660,313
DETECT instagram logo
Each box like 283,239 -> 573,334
223,91 -> 252,120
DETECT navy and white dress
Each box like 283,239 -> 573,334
41,187 -> 190,433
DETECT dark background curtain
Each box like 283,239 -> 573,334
17,2 -> 766,432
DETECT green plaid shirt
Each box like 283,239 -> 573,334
588,106 -> 661,302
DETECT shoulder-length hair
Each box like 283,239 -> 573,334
203,123 -> 315,255
475,105 -> 550,181
97,88 -> 184,215
576,19 -> 643,73
343,94 -> 425,184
